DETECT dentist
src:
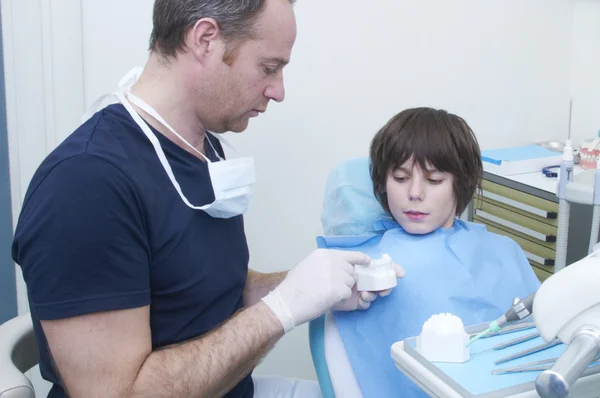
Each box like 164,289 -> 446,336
11,1 -> 402,397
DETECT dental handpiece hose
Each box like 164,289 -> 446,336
467,292 -> 536,347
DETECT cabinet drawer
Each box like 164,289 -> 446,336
473,209 -> 556,251
473,217 -> 555,266
474,209 -> 556,243
475,200 -> 557,243
475,194 -> 558,228
481,180 -> 558,219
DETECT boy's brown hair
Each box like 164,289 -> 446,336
369,107 -> 482,216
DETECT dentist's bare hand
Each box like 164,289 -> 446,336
261,249 -> 371,332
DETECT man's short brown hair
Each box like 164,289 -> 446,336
369,107 -> 482,217
149,0 -> 295,63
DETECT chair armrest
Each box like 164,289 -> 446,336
0,314 -> 39,397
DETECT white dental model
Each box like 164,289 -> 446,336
355,253 -> 397,292
416,313 -> 470,363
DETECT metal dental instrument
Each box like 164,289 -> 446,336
472,331 -> 540,355
492,358 -> 558,375
475,322 -> 536,339
493,357 -> 600,375
494,339 -> 562,365
492,331 -> 540,350
466,293 -> 536,347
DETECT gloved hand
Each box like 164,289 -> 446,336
261,249 -> 370,333
332,262 -> 406,311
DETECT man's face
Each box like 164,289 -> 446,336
201,0 -> 297,133
385,158 -> 457,235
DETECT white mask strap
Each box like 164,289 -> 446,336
203,133 -> 225,161
118,67 -> 144,90
206,132 -> 241,156
116,90 -> 209,210
81,67 -> 144,124
126,90 -> 212,163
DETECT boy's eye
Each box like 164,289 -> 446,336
393,176 -> 407,182
428,178 -> 443,185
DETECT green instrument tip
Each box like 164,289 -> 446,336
466,327 -> 491,347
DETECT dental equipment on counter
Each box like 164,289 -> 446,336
391,249 -> 600,397
553,139 -> 600,271
532,248 -> 600,397
481,322 -> 536,338
492,358 -> 560,375
495,340 -> 562,365
490,331 -> 540,351
467,293 -> 536,347
554,99 -> 600,270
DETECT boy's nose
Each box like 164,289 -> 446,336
408,182 -> 424,201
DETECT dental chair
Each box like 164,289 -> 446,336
310,313 -> 364,398
309,157 -> 391,398
0,313 -> 38,398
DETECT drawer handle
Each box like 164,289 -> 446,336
523,250 -> 555,266
481,190 -> 557,219
475,209 -> 556,243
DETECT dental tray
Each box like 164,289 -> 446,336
391,322 -> 600,397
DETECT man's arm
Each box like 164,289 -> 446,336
243,269 -> 287,307
42,302 -> 284,398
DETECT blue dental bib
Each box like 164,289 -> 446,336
317,219 -> 540,397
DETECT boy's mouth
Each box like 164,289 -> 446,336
404,210 -> 428,221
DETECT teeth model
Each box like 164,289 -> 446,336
580,138 -> 600,169
355,253 -> 398,292
416,313 -> 470,363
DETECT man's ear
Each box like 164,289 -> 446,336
184,18 -> 222,62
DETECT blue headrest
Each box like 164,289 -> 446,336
321,157 -> 393,236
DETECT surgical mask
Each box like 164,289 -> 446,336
83,67 -> 256,219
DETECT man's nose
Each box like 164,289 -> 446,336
264,74 -> 285,103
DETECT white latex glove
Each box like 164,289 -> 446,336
332,262 -> 406,311
261,249 -> 370,332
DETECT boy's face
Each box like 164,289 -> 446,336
385,158 -> 457,234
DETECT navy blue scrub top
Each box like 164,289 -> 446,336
12,104 -> 252,397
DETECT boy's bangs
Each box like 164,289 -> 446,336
389,116 -> 460,175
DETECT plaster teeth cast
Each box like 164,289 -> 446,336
417,313 -> 470,363
355,254 -> 398,292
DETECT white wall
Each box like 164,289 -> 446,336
2,1 -> 84,394
2,0 -> 598,392
569,0 -> 600,146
